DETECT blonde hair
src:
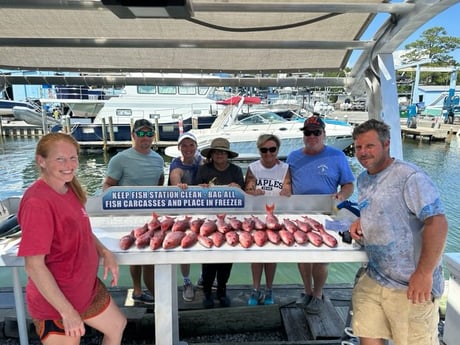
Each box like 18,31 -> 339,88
36,133 -> 87,204
256,134 -> 281,148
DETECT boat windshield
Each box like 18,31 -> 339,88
237,111 -> 287,124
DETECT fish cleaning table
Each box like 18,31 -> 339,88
0,186 -> 368,345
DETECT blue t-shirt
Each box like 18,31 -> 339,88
168,155 -> 202,185
286,146 -> 354,195
357,159 -> 446,296
106,147 -> 164,186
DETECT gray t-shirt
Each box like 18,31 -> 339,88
106,147 -> 164,186
357,159 -> 445,296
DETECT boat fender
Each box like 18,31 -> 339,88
0,214 -> 21,238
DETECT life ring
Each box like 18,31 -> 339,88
0,214 -> 21,237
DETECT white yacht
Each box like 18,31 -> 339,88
165,98 -> 354,160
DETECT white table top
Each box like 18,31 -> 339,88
1,213 -> 367,267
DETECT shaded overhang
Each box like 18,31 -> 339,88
0,0 -> 457,94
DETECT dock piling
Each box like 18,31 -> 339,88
108,116 -> 115,142
101,118 -> 107,153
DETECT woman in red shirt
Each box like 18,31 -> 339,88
18,133 -> 126,345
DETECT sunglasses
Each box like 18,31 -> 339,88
259,146 -> 277,153
135,130 -> 154,137
303,130 -> 323,137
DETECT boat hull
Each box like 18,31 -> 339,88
196,132 -> 353,160
55,115 -> 217,142
165,119 -> 354,160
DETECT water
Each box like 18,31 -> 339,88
1,136 -> 459,288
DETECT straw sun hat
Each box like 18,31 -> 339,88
201,137 -> 238,159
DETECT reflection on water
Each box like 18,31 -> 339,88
0,138 -> 116,198
1,136 -> 459,285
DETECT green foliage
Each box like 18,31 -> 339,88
398,27 -> 459,87
401,27 -> 460,65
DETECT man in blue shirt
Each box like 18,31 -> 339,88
287,116 -> 354,314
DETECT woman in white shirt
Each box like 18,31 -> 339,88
244,134 -> 292,305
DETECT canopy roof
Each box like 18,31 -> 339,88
0,0 -> 457,94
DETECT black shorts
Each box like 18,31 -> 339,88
32,278 -> 111,341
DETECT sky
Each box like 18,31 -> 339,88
347,2 -> 460,67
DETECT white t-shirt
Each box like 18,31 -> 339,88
248,160 -> 289,196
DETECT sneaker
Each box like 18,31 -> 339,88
132,291 -> 155,305
296,292 -> 312,307
218,295 -> 231,307
305,295 -> 324,314
202,293 -> 214,308
247,289 -> 263,306
197,276 -> 204,288
264,290 -> 274,305
196,276 -> 218,290
182,281 -> 195,302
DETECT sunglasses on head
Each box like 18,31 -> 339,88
135,130 -> 154,137
259,146 -> 277,153
303,129 -> 323,137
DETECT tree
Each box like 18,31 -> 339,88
401,27 -> 460,65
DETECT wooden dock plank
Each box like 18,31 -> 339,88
280,306 -> 311,341
179,305 -> 281,337
304,295 -> 345,340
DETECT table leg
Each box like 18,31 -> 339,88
12,267 -> 29,345
154,264 -> 187,345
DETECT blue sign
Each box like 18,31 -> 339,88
102,186 -> 245,210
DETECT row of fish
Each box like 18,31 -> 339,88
119,204 -> 339,250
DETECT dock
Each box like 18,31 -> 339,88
0,283 -> 357,345
401,127 -> 450,142
0,120 -> 178,152
77,140 -> 177,152
0,120 -> 44,138
2,113 -> 460,153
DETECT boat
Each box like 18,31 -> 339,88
0,99 -> 38,118
165,98 -> 354,160
421,91 -> 460,123
52,79 -> 229,142
53,85 -> 109,119
12,85 -> 114,127
11,105 -> 61,127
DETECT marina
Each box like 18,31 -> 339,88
0,1 -> 459,344
2,112 -> 460,154
1,127 -> 460,344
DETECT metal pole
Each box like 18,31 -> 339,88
41,105 -> 48,135
0,118 -> 4,143
154,115 -> 160,143
12,267 -> 29,345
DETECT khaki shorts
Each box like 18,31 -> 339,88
32,278 -> 111,341
351,273 -> 439,345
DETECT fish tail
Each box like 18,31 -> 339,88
265,203 -> 275,214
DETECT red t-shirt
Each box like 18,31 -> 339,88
18,179 -> 99,319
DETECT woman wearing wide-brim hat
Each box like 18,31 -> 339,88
200,137 -> 239,160
195,137 -> 244,308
